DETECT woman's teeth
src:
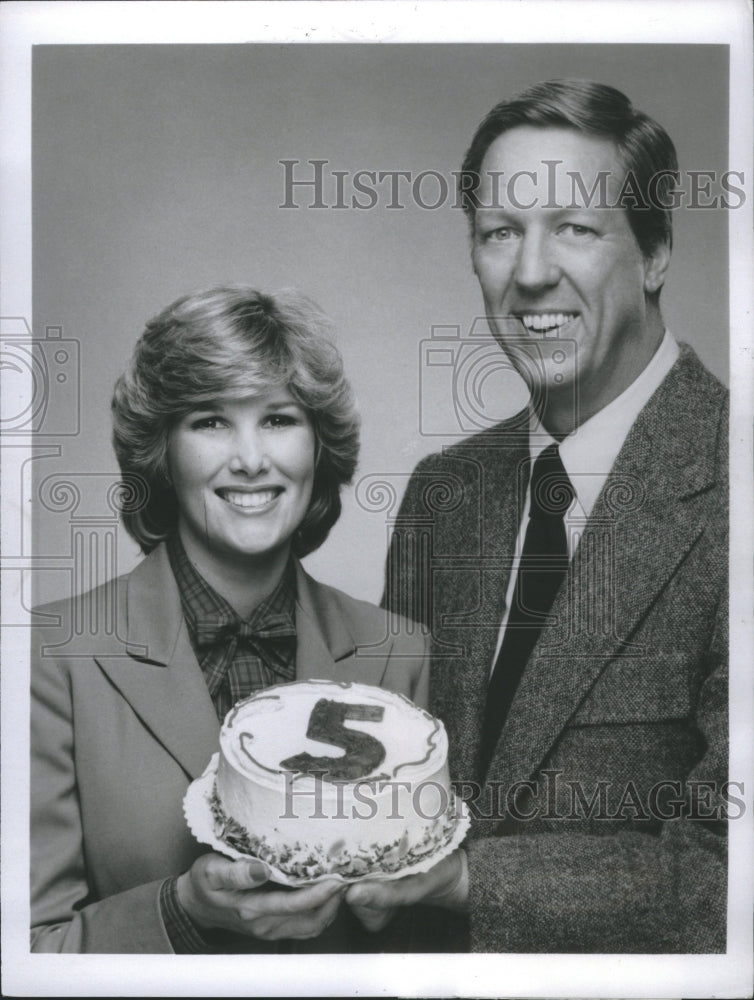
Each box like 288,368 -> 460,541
521,313 -> 575,333
220,489 -> 279,509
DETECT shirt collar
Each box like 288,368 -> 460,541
529,330 -> 680,518
165,532 -> 296,648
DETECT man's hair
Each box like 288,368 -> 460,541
111,284 -> 360,557
460,78 -> 678,257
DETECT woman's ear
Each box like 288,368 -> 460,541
643,240 -> 671,296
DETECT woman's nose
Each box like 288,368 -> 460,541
514,231 -> 561,292
228,428 -> 269,475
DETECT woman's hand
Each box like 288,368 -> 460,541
177,852 -> 346,940
345,849 -> 468,933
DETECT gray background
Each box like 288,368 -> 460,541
31,43 -> 729,604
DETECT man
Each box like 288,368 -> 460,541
345,79 -> 728,953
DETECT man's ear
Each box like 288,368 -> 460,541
643,240 -> 671,295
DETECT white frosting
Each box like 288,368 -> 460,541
214,680 -> 457,879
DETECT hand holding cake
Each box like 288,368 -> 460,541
176,853 -> 346,942
345,848 -> 469,933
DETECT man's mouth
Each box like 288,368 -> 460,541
519,313 -> 578,334
216,487 -> 283,510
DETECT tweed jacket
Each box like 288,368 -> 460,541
31,544 -> 429,953
384,344 -> 729,953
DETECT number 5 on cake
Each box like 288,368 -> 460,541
281,699 -> 386,780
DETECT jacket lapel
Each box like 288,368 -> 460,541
433,429 -> 528,784
486,347 -> 724,788
94,545 -> 220,780
93,551 -> 392,779
293,561 -> 390,688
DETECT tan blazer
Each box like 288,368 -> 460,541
31,545 -> 428,952
385,344 -> 729,952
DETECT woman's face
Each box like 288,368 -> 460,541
167,388 -> 316,572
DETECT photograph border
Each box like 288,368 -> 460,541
2,2 -> 752,997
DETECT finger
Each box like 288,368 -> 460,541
345,852 -> 462,911
205,855 -> 269,891
296,889 -> 344,939
255,888 -> 344,941
258,878 -> 345,916
348,903 -> 395,933
345,872 -> 426,911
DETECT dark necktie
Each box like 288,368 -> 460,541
479,443 -> 574,774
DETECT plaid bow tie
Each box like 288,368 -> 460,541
193,612 -> 297,694
194,613 -> 296,650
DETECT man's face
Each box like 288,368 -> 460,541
471,126 -> 669,427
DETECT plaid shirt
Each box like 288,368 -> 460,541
167,531 -> 297,721
161,532 -> 297,953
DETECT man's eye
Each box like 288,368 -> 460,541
482,227 -> 518,242
560,223 -> 596,239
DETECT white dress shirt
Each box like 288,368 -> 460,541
491,330 -> 680,670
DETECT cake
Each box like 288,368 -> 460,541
210,679 -> 463,881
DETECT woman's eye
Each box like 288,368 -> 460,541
189,416 -> 226,431
264,413 -> 297,428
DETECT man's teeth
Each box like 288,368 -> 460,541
521,313 -> 575,332
222,489 -> 278,509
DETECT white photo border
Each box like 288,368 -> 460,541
1,2 -> 752,997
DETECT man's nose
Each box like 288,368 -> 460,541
229,427 -> 269,475
513,231 -> 560,292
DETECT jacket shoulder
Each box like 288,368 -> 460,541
676,341 -> 727,396
301,573 -> 426,654
661,343 -> 728,473
31,572 -> 133,665
33,573 -> 129,622
414,412 -> 529,468
393,418 -> 526,527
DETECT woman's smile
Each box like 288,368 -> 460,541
215,486 -> 285,511
167,389 -> 316,576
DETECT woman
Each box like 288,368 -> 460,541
30,285 -> 428,953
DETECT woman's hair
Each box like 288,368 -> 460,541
111,284 -> 360,557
